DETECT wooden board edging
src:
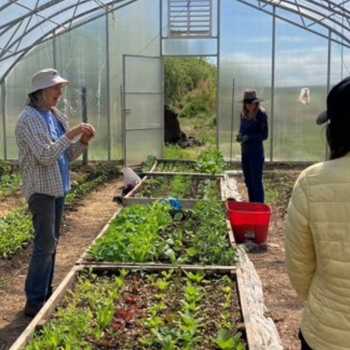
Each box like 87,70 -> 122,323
123,173 -> 222,207
123,197 -> 202,208
144,171 -> 223,177
78,262 -> 237,271
223,176 -> 283,349
236,248 -> 283,350
9,265 -> 81,350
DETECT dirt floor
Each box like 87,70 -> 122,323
238,171 -> 303,350
0,178 -> 122,350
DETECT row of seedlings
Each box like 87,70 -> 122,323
123,173 -> 223,209
11,168 -> 283,349
13,264 -> 247,350
143,149 -> 227,176
0,163 -> 119,259
0,160 -> 21,200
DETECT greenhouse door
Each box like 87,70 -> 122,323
122,54 -> 163,165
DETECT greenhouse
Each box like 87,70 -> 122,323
1,0 -> 350,163
2,1 -> 350,350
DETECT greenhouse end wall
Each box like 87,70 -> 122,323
218,0 -> 350,162
2,0 -> 350,162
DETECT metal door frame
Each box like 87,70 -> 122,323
121,54 -> 164,165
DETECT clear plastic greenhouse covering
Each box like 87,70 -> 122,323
0,0 -> 162,163
2,0 -> 350,162
0,0 -> 141,81
218,0 -> 350,161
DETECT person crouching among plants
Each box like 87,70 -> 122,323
15,68 -> 96,317
285,76 -> 350,350
236,90 -> 268,203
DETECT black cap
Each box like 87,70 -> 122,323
317,76 -> 350,125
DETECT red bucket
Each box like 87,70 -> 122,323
227,200 -> 271,244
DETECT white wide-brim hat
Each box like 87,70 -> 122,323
29,68 -> 70,94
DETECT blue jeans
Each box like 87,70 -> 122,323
241,150 -> 265,203
25,194 -> 65,305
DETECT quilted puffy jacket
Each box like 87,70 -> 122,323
285,154 -> 350,350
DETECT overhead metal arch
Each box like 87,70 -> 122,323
1,0 -> 350,83
238,0 -> 350,47
0,0 -> 138,82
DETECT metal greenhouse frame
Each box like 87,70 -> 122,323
1,0 -> 350,162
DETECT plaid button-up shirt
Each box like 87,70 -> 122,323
15,105 -> 86,201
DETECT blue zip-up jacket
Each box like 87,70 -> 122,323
239,110 -> 268,155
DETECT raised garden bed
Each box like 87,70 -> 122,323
10,260 -> 282,350
123,174 -> 222,208
143,158 -> 313,176
82,200 -> 237,267
143,149 -> 226,176
143,158 -> 229,175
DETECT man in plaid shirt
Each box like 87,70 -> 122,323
16,68 -> 96,317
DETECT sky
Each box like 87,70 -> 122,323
219,0 -> 350,87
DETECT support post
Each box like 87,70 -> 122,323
270,5 -> 276,162
1,80 -> 7,160
325,29 -> 332,160
216,0 -> 221,152
230,78 -> 235,162
81,86 -> 88,165
106,9 -> 112,160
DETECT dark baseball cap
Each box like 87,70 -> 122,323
316,76 -> 350,125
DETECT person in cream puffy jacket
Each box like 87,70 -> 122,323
286,77 -> 350,350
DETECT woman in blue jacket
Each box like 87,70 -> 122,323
236,90 -> 268,203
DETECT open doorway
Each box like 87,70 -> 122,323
163,57 -> 217,160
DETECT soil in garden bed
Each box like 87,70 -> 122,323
236,169 -> 304,350
0,178 -> 123,350
26,270 -> 245,350
134,175 -> 221,200
87,200 -> 236,266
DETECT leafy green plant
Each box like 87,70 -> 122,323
0,174 -> 22,199
196,148 -> 225,174
143,155 -> 157,172
0,160 -> 13,177
0,207 -> 33,258
138,175 -> 220,200
26,271 -> 246,349
65,174 -> 107,206
26,272 -> 125,350
215,329 -> 245,350
89,196 -> 236,266
164,145 -> 193,160
188,200 -> 237,265
89,203 -> 172,262
169,176 -> 192,198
